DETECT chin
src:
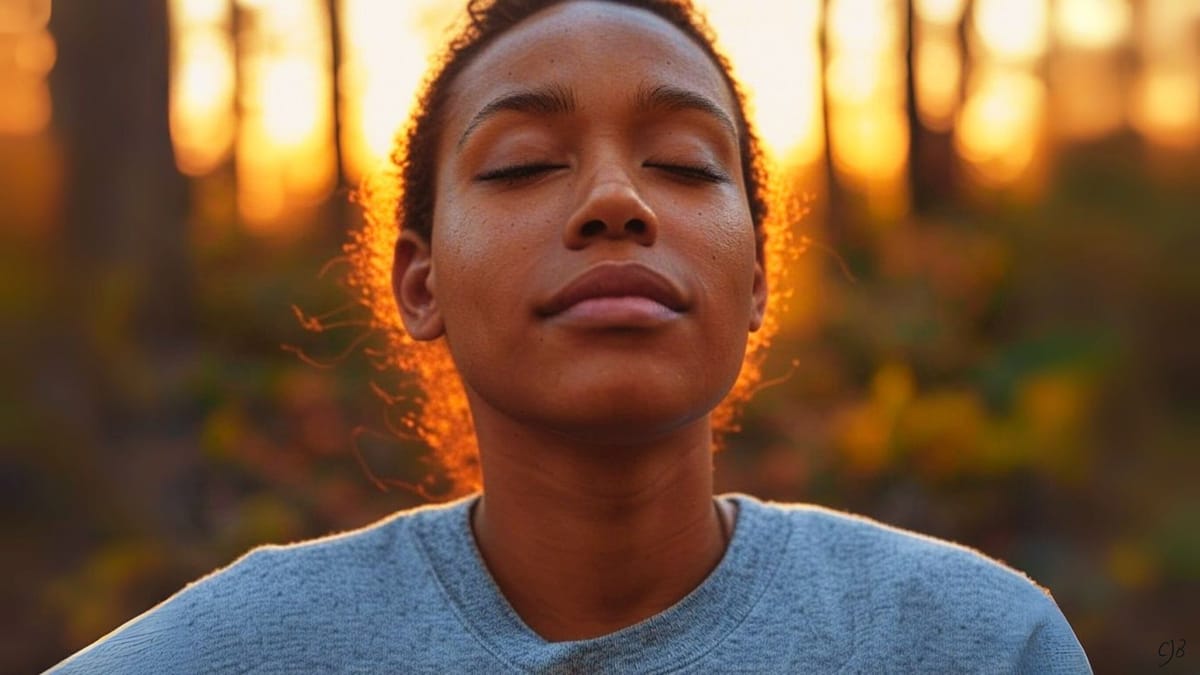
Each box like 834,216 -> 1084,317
539,374 -> 723,445
457,341 -> 745,445
548,407 -> 709,447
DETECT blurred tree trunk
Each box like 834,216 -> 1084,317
50,0 -> 191,340
325,0 -> 352,239
328,0 -> 344,187
45,0 -> 197,554
818,8 -> 848,254
32,4 -> 197,669
905,2 -> 959,214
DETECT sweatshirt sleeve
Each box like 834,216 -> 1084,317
1015,600 -> 1093,675
47,548 -> 281,674
48,589 -> 211,674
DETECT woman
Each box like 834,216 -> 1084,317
54,0 -> 1092,672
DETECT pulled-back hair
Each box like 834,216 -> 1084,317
346,0 -> 795,497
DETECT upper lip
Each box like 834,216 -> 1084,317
538,262 -> 689,316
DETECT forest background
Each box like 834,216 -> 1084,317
2,0 -> 1197,672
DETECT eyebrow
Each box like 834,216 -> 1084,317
634,83 -> 739,142
458,84 -> 578,148
456,82 -> 739,148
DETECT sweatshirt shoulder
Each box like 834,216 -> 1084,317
49,500 -> 463,674
746,499 -> 1092,673
770,501 -> 1052,602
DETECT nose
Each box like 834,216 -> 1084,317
563,165 -> 658,249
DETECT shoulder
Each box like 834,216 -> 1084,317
49,498 -> 472,674
733,496 -> 1092,673
754,498 -> 1052,607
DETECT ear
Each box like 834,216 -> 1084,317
392,230 -> 445,341
748,258 -> 767,332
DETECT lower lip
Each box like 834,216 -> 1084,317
551,296 -> 681,327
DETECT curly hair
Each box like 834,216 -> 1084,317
345,0 -> 797,497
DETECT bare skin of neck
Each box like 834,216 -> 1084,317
469,405 -> 736,642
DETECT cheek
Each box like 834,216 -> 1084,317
431,203 -> 487,320
431,201 -> 544,331
689,201 -> 758,298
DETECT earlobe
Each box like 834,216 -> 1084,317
392,230 -> 445,341
748,260 -> 767,332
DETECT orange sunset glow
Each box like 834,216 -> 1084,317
0,0 -> 55,135
154,0 -> 1200,231
825,0 -> 910,219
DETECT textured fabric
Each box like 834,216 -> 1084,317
50,494 -> 1092,674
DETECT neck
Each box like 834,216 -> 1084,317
469,409 -> 733,642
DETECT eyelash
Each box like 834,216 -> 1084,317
475,163 -> 566,182
475,163 -> 728,184
646,162 -> 729,183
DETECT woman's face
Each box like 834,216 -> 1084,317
402,0 -> 766,444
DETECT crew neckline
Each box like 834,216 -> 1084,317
409,493 -> 789,673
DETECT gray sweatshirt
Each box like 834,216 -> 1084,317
51,493 -> 1092,673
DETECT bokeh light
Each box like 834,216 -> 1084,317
955,67 -> 1046,186
0,0 -> 54,135
914,22 -> 963,132
913,0 -> 966,26
336,1 -> 433,184
158,0 -> 1200,223
825,0 -> 909,219
1131,66 -> 1200,149
1054,0 -> 1131,51
168,0 -> 235,176
971,0 -> 1048,63
1132,0 -> 1200,149
232,0 -> 335,231
1049,52 -> 1125,142
698,0 -> 824,167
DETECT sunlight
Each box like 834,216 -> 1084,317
912,0 -> 965,132
338,0 -> 829,177
164,0 -> 1198,222
1131,66 -> 1200,149
698,0 -> 824,166
234,0 -> 335,231
914,0 -> 967,26
1047,0 -> 1130,141
914,23 -> 962,132
260,56 -> 324,146
962,0 -> 1050,186
1050,53 -> 1124,142
829,107 -> 909,186
827,51 -> 903,108
168,0 -> 235,175
828,0 -> 903,52
955,67 -> 1045,186
825,0 -> 909,219
1142,0 -> 1200,60
971,0 -> 1048,63
0,0 -> 54,135
171,0 -> 227,24
1054,0 -> 1131,51
1133,0 -> 1200,149
337,0 -> 435,184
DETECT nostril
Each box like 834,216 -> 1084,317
625,219 -> 646,235
581,220 -> 605,238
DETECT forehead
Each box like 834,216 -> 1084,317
447,1 -> 735,122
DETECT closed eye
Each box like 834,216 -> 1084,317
475,163 -> 566,183
645,162 -> 730,183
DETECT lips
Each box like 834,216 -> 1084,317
538,262 -> 689,317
